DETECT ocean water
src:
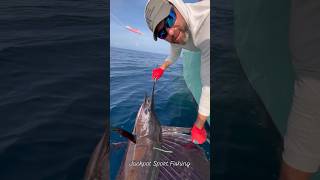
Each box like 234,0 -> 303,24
212,0 -> 282,180
110,47 -> 210,180
0,1 -> 107,180
0,0 -> 284,179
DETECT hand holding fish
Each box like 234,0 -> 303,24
152,67 -> 164,80
191,113 -> 208,144
191,124 -> 207,144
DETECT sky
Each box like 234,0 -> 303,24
110,0 -> 197,54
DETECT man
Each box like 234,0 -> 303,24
144,0 -> 210,144
280,1 -> 320,180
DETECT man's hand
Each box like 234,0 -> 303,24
191,125 -> 207,144
191,113 -> 208,144
152,60 -> 172,80
152,67 -> 164,80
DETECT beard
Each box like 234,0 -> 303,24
181,30 -> 189,44
173,26 -> 189,45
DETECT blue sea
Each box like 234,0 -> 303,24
0,0 -> 284,180
0,1 -> 107,180
212,0 -> 282,180
109,47 -> 210,180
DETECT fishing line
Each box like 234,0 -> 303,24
110,11 -> 126,27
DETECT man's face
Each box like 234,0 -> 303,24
155,6 -> 188,45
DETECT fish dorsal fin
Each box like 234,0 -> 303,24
161,126 -> 211,143
156,128 -> 210,179
161,126 -> 191,134
112,127 -> 136,144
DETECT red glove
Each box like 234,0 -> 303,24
152,67 -> 164,80
191,125 -> 207,144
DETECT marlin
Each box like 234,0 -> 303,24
84,81 -> 210,180
84,130 -> 108,180
117,81 -> 162,180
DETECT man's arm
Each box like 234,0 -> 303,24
195,86 -> 210,128
152,45 -> 182,80
194,112 -> 208,129
191,40 -> 210,144
159,60 -> 173,70
163,44 -> 182,68
196,39 -> 210,127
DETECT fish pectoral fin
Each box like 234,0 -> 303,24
112,127 -> 136,144
155,132 -> 210,179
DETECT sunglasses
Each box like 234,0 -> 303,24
157,8 -> 176,39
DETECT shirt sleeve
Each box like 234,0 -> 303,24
165,44 -> 182,63
198,39 -> 210,116
198,86 -> 210,116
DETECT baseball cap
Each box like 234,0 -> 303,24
145,0 -> 172,41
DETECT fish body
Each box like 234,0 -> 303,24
117,94 -> 162,180
84,82 -> 210,180
84,132 -> 109,180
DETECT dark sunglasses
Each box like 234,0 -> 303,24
157,8 -> 176,39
